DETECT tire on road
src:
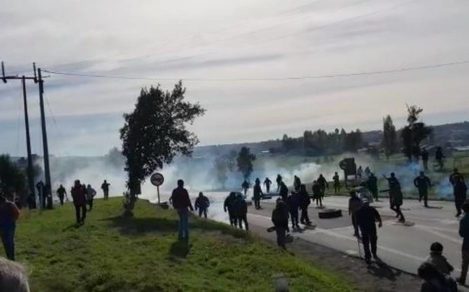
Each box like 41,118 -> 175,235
318,209 -> 342,219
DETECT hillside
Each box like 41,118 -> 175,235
16,199 -> 354,291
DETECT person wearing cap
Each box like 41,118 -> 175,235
425,242 -> 454,276
355,197 -> 382,264
0,195 -> 20,261
458,200 -> 469,285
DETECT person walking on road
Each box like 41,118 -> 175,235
170,179 -> 194,241
0,195 -> 20,261
367,173 -> 379,201
385,173 -> 405,223
241,180 -> 250,196
333,172 -> 340,194
348,191 -> 363,238
71,180 -> 87,225
458,201 -> 469,285
195,192 -> 210,218
454,176 -> 467,217
224,192 -> 237,227
56,184 -> 67,206
234,193 -> 249,231
414,171 -> 432,207
317,174 -> 329,197
272,198 -> 289,250
356,198 -> 382,265
253,178 -> 263,210
287,190 -> 300,230
263,177 -> 272,193
298,184 -> 312,226
276,174 -> 283,192
293,175 -> 301,192
101,180 -> 110,200
312,180 -> 323,208
279,180 -> 289,202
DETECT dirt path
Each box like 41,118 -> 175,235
248,223 -> 422,292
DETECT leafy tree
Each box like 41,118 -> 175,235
401,105 -> 432,161
343,130 -> 363,152
237,147 -> 256,179
0,155 -> 26,201
120,82 -> 205,215
382,115 -> 398,159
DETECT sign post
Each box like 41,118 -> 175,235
150,172 -> 164,204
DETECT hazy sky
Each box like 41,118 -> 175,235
1,0 -> 469,156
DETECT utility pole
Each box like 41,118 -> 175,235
37,67 -> 53,209
21,76 -> 35,200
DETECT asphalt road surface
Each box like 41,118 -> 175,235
248,195 -> 463,277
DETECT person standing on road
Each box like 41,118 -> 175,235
458,201 -> 469,285
348,191 -> 363,238
367,173 -> 379,201
317,174 -> 329,198
101,180 -> 110,200
356,198 -> 382,264
312,180 -> 323,208
421,148 -> 429,170
293,175 -> 301,192
298,184 -> 312,226
224,192 -> 237,227
253,178 -> 263,210
450,168 -> 464,186
195,192 -> 210,218
385,173 -> 405,223
414,171 -> 432,208
287,189 -> 300,230
170,179 -> 194,241
0,195 -> 20,261
86,184 -> 96,211
279,180 -> 289,202
234,193 -> 249,231
276,174 -> 283,192
454,176 -> 467,217
272,198 -> 289,250
71,180 -> 87,224
333,172 -> 340,194
263,177 -> 272,193
241,180 -> 250,196
56,184 -> 67,206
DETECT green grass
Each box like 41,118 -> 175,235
16,199 -> 354,292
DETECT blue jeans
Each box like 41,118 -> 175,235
177,209 -> 189,240
1,224 -> 16,261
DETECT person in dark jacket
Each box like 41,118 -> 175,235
272,198 -> 289,249
348,191 -> 363,238
194,192 -> 210,218
425,242 -> 454,276
454,176 -> 467,217
224,192 -> 237,227
435,147 -> 445,170
317,174 -> 329,197
170,179 -> 194,241
234,193 -> 248,230
101,180 -> 110,200
458,201 -> 469,285
450,168 -> 464,186
385,173 -> 405,222
56,184 -> 67,206
418,262 -> 457,292
71,180 -> 87,225
332,172 -> 340,194
293,175 -> 301,192
356,199 -> 382,264
276,174 -> 283,192
312,180 -> 323,208
298,184 -> 312,225
264,177 -> 272,193
287,190 -> 300,230
414,171 -> 432,207
253,178 -> 263,210
421,148 -> 429,170
0,195 -> 20,261
241,180 -> 250,196
367,173 -> 379,201
278,181 -> 289,202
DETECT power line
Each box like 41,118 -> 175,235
44,59 -> 469,82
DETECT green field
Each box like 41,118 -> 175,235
15,199 -> 354,291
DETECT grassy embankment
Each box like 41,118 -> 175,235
15,198 -> 354,291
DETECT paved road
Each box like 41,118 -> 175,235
247,196 -> 463,277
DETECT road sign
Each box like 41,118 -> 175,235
150,173 -> 164,187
